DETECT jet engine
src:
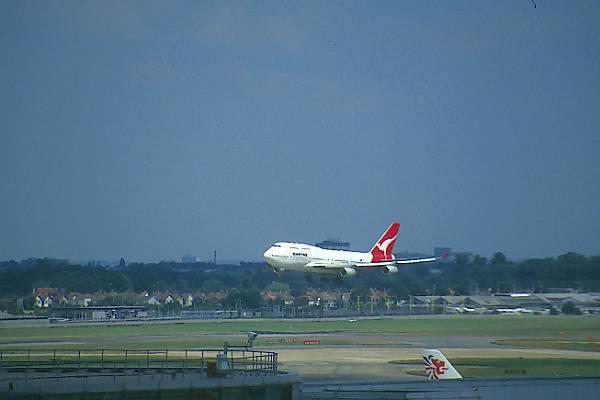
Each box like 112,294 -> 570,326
382,265 -> 399,275
340,267 -> 357,277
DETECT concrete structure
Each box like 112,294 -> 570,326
181,254 -> 201,263
303,378 -> 600,400
0,348 -> 297,399
412,293 -> 600,314
2,372 -> 301,400
181,310 -> 238,319
51,305 -> 148,320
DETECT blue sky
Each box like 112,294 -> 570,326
1,1 -> 599,262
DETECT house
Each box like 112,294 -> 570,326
135,291 -> 150,305
261,290 -> 294,305
318,291 -> 339,309
147,295 -> 161,306
33,287 -> 58,297
280,292 -> 295,306
304,289 -> 321,307
340,291 -> 353,309
55,295 -> 69,306
33,288 -> 63,308
261,290 -> 279,303
68,293 -> 94,307
205,291 -> 228,304
33,294 -> 55,308
175,295 -> 184,307
173,294 -> 194,307
293,295 -> 310,307
368,289 -> 389,309
42,295 -> 53,308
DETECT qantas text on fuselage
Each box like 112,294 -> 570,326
263,222 -> 444,278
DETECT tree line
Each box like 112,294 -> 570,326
0,252 -> 599,305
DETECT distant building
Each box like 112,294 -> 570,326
181,255 -> 200,263
181,310 -> 237,320
316,239 -> 350,251
52,306 -> 148,321
147,295 -> 161,306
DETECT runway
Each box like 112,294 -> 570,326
268,332 -> 600,382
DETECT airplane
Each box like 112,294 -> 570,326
263,222 -> 445,278
422,349 -> 463,380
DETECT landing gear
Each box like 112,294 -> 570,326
266,263 -> 281,277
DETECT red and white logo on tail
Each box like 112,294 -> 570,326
422,350 -> 463,380
370,222 -> 400,262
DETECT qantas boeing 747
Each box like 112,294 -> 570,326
263,222 -> 445,278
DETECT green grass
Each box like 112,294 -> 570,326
399,357 -> 600,378
1,316 -> 599,350
494,338 -> 600,352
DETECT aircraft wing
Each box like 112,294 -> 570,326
305,256 -> 440,269
353,255 -> 442,268
304,261 -> 353,269
304,252 -> 446,270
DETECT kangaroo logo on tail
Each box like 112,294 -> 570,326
370,222 -> 400,262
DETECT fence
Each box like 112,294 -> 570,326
0,348 -> 277,383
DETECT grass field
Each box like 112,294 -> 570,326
398,357 -> 600,378
0,316 -> 600,341
493,338 -> 600,352
1,315 -> 599,379
0,315 -> 598,352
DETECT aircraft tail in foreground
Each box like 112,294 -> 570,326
422,349 -> 463,380
369,222 -> 400,262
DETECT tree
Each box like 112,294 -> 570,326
266,281 -> 290,292
561,302 -> 582,315
223,288 -> 263,310
455,254 -> 470,266
491,252 -> 507,265
202,279 -> 223,293
473,255 -> 487,266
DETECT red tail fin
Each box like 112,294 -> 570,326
370,222 -> 400,262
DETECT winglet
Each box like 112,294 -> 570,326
370,222 -> 400,262
422,349 -> 463,380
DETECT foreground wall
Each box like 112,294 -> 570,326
1,373 -> 301,400
302,378 -> 600,400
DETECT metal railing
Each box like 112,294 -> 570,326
0,348 -> 278,382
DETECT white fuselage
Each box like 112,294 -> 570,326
263,242 -> 373,274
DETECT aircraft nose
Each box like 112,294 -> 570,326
263,248 -> 272,262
